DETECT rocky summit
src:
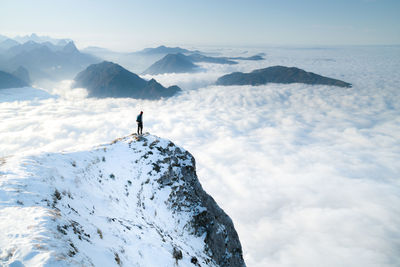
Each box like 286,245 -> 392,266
74,61 -> 181,99
0,134 -> 245,267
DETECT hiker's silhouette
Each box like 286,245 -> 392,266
136,111 -> 143,135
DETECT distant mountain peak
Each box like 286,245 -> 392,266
62,41 -> 79,53
143,53 -> 199,75
24,40 -> 36,45
13,33 -> 73,46
74,61 -> 181,99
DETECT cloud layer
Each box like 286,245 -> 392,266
1,46 -> 400,267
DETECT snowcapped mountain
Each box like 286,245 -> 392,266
0,134 -> 245,266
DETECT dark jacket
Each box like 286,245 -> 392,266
136,114 -> 143,123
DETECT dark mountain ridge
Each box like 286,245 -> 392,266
216,65 -> 352,87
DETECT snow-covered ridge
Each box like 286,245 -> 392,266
0,134 -> 245,266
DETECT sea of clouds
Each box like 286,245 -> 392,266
1,45 -> 400,266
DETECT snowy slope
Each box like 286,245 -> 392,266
0,134 -> 245,266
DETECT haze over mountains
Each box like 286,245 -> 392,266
136,45 -> 200,55
0,33 -> 353,96
0,39 -> 99,83
12,66 -> 31,85
143,52 -> 265,75
0,70 -> 29,89
81,45 -> 201,74
82,44 -> 264,75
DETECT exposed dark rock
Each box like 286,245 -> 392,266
172,247 -> 183,262
74,61 -> 181,99
153,137 -> 246,266
191,256 -> 198,264
216,65 -> 352,88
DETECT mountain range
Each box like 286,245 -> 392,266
0,36 -> 100,83
74,61 -> 181,99
12,33 -> 72,46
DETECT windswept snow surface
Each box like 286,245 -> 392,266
1,45 -> 400,266
0,135 -> 217,266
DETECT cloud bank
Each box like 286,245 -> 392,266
1,46 -> 400,267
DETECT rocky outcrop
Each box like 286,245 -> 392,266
154,136 -> 245,266
0,134 -> 245,266
216,65 -> 352,88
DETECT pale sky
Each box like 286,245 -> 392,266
1,0 -> 399,51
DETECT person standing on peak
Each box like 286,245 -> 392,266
136,111 -> 143,135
